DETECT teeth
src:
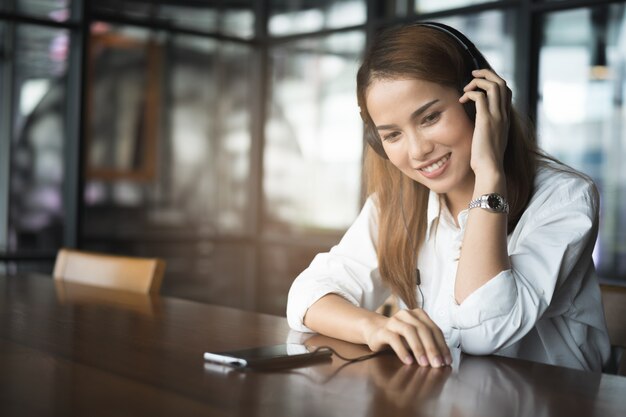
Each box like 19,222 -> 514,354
420,154 -> 450,173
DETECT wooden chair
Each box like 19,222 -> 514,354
600,284 -> 626,376
53,248 -> 165,294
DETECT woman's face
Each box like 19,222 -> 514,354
366,78 -> 475,197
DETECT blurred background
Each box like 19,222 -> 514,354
1,0 -> 625,316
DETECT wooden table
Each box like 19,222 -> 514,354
1,273 -> 625,417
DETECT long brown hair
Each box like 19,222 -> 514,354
357,24 -> 538,309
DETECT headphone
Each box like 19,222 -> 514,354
362,21 -> 484,159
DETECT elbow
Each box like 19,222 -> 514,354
285,301 -> 300,331
452,270 -> 549,356
286,285 -> 311,333
461,343 -> 498,356
459,330 -> 507,355
286,301 -> 314,333
457,304 -> 528,355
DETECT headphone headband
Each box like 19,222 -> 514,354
416,21 -> 481,71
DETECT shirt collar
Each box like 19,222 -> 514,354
425,191 -> 470,240
426,190 -> 441,241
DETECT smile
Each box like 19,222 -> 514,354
419,153 -> 450,174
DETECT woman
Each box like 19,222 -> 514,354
286,22 -> 610,371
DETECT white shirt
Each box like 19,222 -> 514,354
286,162 -> 611,371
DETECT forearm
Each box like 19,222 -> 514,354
303,293 -> 387,345
455,171 -> 511,303
306,294 -> 452,367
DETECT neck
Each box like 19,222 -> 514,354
443,177 -> 475,221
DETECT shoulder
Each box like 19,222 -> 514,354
343,195 -> 380,240
362,194 -> 381,219
528,159 -> 599,219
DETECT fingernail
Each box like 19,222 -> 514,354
445,355 -> 453,366
432,356 -> 443,368
404,355 -> 414,365
418,355 -> 428,367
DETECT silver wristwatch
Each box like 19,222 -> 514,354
468,193 -> 509,214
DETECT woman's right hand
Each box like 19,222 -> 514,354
363,308 -> 452,367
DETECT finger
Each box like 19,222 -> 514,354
471,68 -> 505,85
467,70 -> 510,117
494,81 -> 510,121
463,78 -> 502,117
397,312 -> 445,367
387,317 -> 428,366
412,310 -> 452,365
384,330 -> 414,365
478,70 -> 511,117
414,325 -> 444,367
459,90 -> 489,122
402,314 -> 446,368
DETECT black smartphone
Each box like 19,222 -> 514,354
203,343 -> 332,370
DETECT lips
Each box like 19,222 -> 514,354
418,153 -> 451,174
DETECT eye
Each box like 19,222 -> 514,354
382,131 -> 401,142
421,111 -> 442,125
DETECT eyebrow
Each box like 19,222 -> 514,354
375,99 -> 440,131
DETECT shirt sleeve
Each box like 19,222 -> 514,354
286,197 -> 390,333
448,175 -> 600,354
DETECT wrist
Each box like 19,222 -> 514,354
359,313 -> 387,345
473,169 -> 506,198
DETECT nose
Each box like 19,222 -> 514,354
407,132 -> 434,161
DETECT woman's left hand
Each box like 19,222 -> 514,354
459,69 -> 512,178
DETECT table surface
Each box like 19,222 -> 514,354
1,273 -> 625,417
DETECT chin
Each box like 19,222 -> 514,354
424,185 -> 449,195
420,178 -> 458,195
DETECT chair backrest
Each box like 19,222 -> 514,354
600,284 -> 626,376
53,248 -> 165,294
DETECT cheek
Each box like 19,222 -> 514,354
382,144 -> 410,170
435,127 -> 474,159
386,152 -> 405,171
429,117 -> 471,146
458,128 -> 474,153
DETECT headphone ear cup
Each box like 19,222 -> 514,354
463,100 -> 476,123
364,122 -> 389,159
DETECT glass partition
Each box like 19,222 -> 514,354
415,0 -> 495,14
259,242 -> 336,315
2,0 -> 72,22
265,30 -> 365,234
8,24 -> 69,253
82,25 -> 253,239
91,0 -> 254,39
537,4 -> 626,280
159,5 -> 254,39
81,25 -> 255,303
269,0 -> 366,36
0,21 -> 7,254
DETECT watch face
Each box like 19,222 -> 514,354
487,194 -> 503,211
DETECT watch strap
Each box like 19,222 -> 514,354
468,193 -> 509,213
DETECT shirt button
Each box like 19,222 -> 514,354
438,309 -> 445,317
